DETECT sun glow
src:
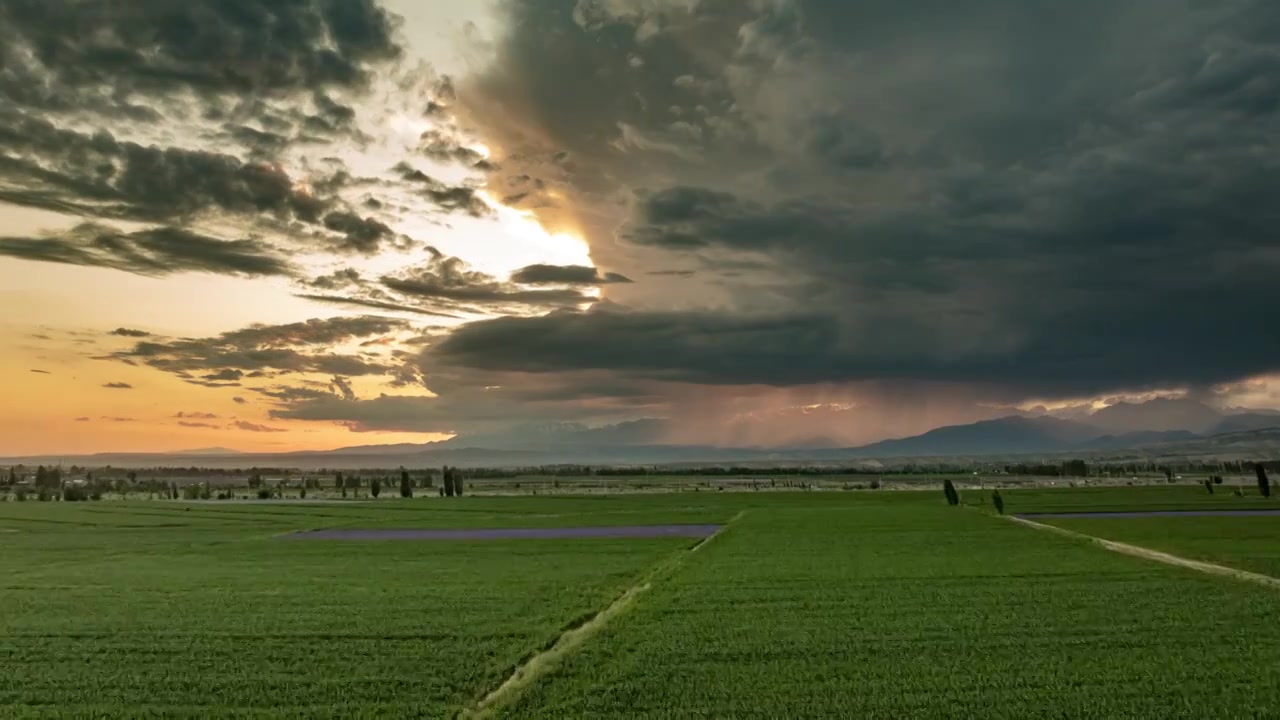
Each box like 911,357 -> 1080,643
485,193 -> 594,272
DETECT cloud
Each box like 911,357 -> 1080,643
510,264 -> 633,285
446,0 -> 1280,401
330,376 -> 357,402
302,253 -> 596,317
74,417 -> 90,422
29,369 -> 51,375
178,421 -> 221,429
0,5 -> 478,281
295,293 -> 460,319
202,369 -> 245,382
0,224 -> 294,278
233,397 -> 248,405
265,364 -> 674,436
108,316 -> 411,391
175,412 -> 220,420
321,211 -> 401,254
0,116 -> 331,223
233,420 -> 288,433
393,162 -> 492,217
0,0 -> 402,112
102,416 -> 137,423
110,328 -> 152,338
102,382 -> 134,389
379,255 -> 592,311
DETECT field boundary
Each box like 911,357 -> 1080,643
1008,515 -> 1280,590
458,510 -> 746,719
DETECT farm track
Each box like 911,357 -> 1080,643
459,511 -> 747,719
1009,515 -> 1280,590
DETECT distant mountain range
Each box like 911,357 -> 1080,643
5,399 -> 1279,469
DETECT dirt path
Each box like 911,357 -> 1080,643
1008,515 -> 1280,590
458,511 -> 747,719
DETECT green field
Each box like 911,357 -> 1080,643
1039,516 -> 1280,579
2,490 -> 1278,717
997,483 -> 1276,514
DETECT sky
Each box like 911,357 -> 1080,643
1,0 -> 1279,455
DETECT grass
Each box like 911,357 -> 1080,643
1042,515 -> 1280,578
997,483 -> 1276,514
0,500 -> 703,717
2,489 -> 1278,717
507,503 -> 1280,718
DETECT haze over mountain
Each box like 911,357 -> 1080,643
1088,398 -> 1224,434
5,398 -> 1279,468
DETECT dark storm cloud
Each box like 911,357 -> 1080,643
0,224 -> 294,278
110,328 -> 152,338
0,115 -> 331,224
102,382 -> 133,389
111,316 -> 409,382
510,264 -> 633,285
431,308 -> 843,386
0,0 -> 401,112
448,0 -> 1280,399
268,389 -> 612,434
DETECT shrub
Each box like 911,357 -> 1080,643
256,488 -> 272,500
942,478 -> 960,506
62,485 -> 90,502
869,479 -> 881,490
399,470 -> 413,498
37,488 -> 51,502
1256,464 -> 1271,499
992,489 -> 1004,514
370,477 -> 381,498
299,486 -> 307,499
1203,479 -> 1214,495
14,487 -> 27,502
1213,475 -> 1224,485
